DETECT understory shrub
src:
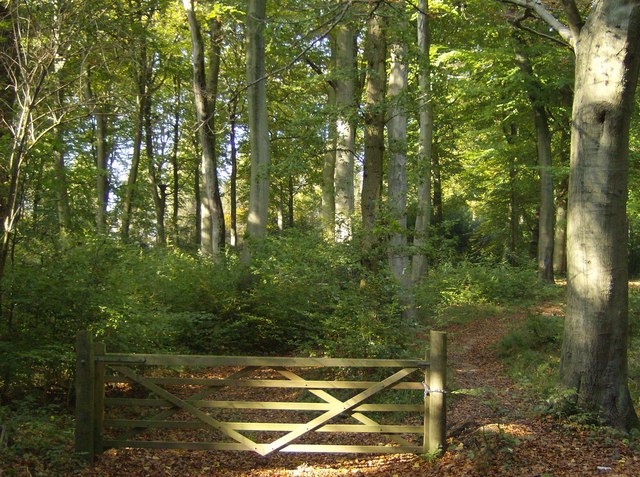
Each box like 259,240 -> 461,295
1,229 -> 414,402
413,261 -> 560,326
0,404 -> 82,476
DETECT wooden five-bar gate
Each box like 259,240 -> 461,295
75,330 -> 446,463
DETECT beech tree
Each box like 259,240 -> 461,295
411,0 -> 433,283
506,0 -> 640,429
333,13 -> 357,243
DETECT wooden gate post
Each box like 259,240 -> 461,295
75,330 -> 95,463
428,330 -> 446,454
94,341 -> 106,455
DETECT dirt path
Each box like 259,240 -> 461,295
79,310 -> 640,477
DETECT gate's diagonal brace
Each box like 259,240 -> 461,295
112,366 -> 266,454
275,368 -> 415,448
115,366 -> 260,442
263,367 -> 418,455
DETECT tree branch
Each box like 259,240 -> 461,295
559,0 -> 583,39
500,0 -> 574,47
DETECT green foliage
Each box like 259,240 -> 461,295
627,286 -> 640,403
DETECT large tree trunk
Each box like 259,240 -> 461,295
333,19 -> 356,243
361,5 -> 386,269
560,0 -> 640,430
412,0 -> 433,283
387,0 -> 409,286
246,0 -> 270,241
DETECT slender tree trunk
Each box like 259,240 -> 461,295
206,15 -> 225,251
361,5 -> 386,269
171,78 -> 181,246
534,105 -> 554,281
144,88 -> 166,246
432,145 -> 442,226
287,175 -> 294,228
502,122 -> 519,263
229,99 -> 239,247
560,0 -> 640,430
52,92 -> 71,236
246,0 -> 270,242
321,83 -> 337,239
553,184 -> 567,276
193,135 -> 201,247
183,0 -> 225,257
507,157 -> 518,263
121,83 -> 145,241
84,69 -> 109,235
412,0 -> 433,283
333,19 -> 356,242
514,42 -> 554,281
0,4 -> 16,282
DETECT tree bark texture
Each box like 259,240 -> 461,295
246,0 -> 270,240
561,0 -> 640,429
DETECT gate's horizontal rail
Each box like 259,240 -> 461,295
105,398 -> 423,412
97,354 -> 429,368
105,375 -> 424,390
102,440 -> 423,454
75,330 -> 447,461
104,419 -> 423,434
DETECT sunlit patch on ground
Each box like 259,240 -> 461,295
475,423 -> 533,439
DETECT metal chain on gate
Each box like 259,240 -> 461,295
422,381 -> 446,398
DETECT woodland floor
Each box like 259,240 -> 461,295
75,307 -> 640,477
